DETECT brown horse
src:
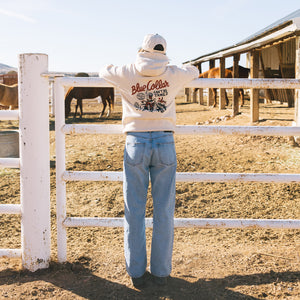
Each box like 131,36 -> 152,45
196,67 -> 233,107
65,87 -> 114,119
227,65 -> 250,106
0,83 -> 18,109
195,65 -> 250,107
65,73 -> 114,119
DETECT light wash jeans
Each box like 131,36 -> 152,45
123,131 -> 177,278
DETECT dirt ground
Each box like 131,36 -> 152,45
0,93 -> 300,299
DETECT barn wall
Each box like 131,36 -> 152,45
260,39 -> 295,78
257,39 -> 296,106
261,46 -> 280,70
282,39 -> 296,65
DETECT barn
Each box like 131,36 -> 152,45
184,9 -> 300,123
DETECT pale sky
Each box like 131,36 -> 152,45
0,0 -> 299,73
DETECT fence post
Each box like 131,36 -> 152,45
232,54 -> 240,116
295,36 -> 300,126
219,57 -> 226,109
250,50 -> 260,123
18,53 -> 51,271
54,78 -> 68,263
208,60 -> 215,106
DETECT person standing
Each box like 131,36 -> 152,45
99,34 -> 199,287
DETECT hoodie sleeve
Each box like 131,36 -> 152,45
176,64 -> 199,85
99,64 -> 121,87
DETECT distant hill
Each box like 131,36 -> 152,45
0,63 -> 17,75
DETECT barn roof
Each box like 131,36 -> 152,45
184,9 -> 300,65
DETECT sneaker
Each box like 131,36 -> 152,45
152,275 -> 168,286
131,272 -> 148,288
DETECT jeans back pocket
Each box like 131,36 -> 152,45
124,142 -> 146,166
157,142 -> 177,166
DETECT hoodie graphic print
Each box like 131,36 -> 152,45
131,79 -> 169,113
99,52 -> 199,132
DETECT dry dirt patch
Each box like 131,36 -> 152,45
0,96 -> 299,299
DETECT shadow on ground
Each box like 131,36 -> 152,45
0,262 -> 299,299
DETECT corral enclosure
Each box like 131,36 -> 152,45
0,90 -> 299,299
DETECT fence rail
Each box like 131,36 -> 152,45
62,170 -> 300,183
0,249 -> 22,258
55,76 -> 300,89
63,217 -> 300,230
0,204 -> 21,214
62,123 -> 300,136
0,158 -> 20,168
0,110 -> 19,120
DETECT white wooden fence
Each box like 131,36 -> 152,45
1,53 -> 300,269
54,65 -> 300,263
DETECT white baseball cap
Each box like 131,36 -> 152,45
141,34 -> 167,54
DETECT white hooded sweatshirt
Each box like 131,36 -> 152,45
99,52 -> 199,133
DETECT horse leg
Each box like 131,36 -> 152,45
74,99 -> 83,119
99,99 -> 107,118
106,97 -> 111,117
239,89 -> 244,107
73,100 -> 78,119
225,90 -> 229,106
213,88 -> 217,107
79,99 -> 83,118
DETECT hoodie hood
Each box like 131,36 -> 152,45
135,52 -> 169,77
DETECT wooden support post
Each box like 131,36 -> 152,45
192,65 -> 197,102
192,91 -> 197,103
196,63 -> 203,105
295,36 -> 300,126
199,88 -> 204,105
219,57 -> 226,109
208,60 -> 215,106
185,88 -> 190,102
250,50 -> 259,123
198,63 -> 202,74
232,54 -> 240,116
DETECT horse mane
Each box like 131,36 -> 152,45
65,87 -> 74,102
64,86 -> 75,116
